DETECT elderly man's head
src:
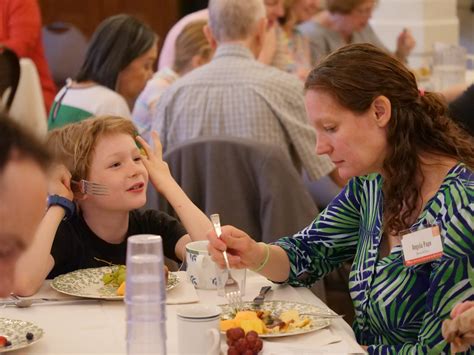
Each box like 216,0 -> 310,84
207,0 -> 266,44
0,117 -> 50,296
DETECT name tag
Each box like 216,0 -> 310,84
401,225 -> 443,266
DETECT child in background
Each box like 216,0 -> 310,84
14,116 -> 212,296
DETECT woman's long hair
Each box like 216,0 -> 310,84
305,43 -> 473,235
76,14 -> 157,91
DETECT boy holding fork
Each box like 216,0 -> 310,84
14,116 -> 212,296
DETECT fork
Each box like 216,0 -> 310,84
210,214 -> 243,310
71,179 -> 109,196
3,295 -> 98,308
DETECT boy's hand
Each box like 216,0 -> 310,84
48,164 -> 74,201
136,132 -> 172,193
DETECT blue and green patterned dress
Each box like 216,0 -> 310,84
274,163 -> 473,354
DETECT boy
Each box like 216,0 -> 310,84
14,116 -> 212,296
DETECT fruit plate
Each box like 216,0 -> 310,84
51,266 -> 179,300
0,318 -> 44,353
220,300 -> 331,338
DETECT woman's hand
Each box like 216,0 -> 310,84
136,132 -> 172,194
48,164 -> 73,200
207,225 -> 263,270
396,28 -> 416,61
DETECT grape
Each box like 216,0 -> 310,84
102,265 -> 127,287
245,331 -> 258,342
255,339 -> 263,352
226,327 -> 245,342
102,273 -> 114,285
227,346 -> 239,355
242,350 -> 253,355
234,338 -> 249,354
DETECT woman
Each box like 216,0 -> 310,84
208,44 -> 473,353
277,0 -> 320,80
133,20 -> 213,142
298,0 -> 415,64
47,14 -> 157,130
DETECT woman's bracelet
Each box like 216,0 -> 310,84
252,242 -> 270,272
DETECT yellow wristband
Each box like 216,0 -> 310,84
252,242 -> 270,272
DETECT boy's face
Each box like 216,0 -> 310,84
84,133 -> 148,211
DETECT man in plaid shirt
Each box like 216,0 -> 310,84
152,0 -> 340,185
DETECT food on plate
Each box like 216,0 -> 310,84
220,309 -> 312,335
226,328 -> 263,355
0,335 -> 11,347
26,332 -> 34,341
101,264 -> 169,296
411,66 -> 431,80
102,265 -> 126,287
116,281 -> 126,296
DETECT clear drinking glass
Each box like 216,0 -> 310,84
215,267 -> 246,297
125,234 -> 167,355
432,43 -> 467,91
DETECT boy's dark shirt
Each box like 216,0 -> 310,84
47,209 -> 186,279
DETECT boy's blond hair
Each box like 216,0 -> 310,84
47,116 -> 137,180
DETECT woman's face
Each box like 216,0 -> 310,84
264,0 -> 285,26
342,0 -> 376,33
292,0 -> 320,23
116,42 -> 158,105
305,89 -> 388,180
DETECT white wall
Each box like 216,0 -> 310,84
371,0 -> 459,67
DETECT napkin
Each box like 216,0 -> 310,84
166,271 -> 199,305
262,328 -> 342,354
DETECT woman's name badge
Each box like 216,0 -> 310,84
401,225 -> 443,266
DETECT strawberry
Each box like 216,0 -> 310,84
0,336 -> 7,347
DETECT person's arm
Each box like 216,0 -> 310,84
1,0 -> 41,57
208,178 -> 362,285
136,133 -> 212,258
440,83 -> 469,103
394,28 -> 416,63
13,164 -> 74,296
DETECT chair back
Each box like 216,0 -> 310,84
147,137 -> 318,243
0,46 -> 20,112
42,22 -> 88,87
9,59 -> 47,138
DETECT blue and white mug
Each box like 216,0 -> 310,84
185,241 -> 218,289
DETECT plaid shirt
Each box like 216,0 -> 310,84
153,44 -> 334,180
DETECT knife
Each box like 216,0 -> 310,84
253,286 -> 272,306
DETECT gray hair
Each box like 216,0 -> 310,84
208,0 -> 266,42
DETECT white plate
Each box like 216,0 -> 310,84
220,300 -> 331,338
0,318 -> 44,353
51,266 -> 179,300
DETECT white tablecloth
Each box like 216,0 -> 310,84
0,271 -> 364,354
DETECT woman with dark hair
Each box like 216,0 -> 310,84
298,0 -> 415,64
207,43 -> 473,353
48,14 -> 157,130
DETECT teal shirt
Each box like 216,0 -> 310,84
47,102 -> 93,130
275,163 -> 473,354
